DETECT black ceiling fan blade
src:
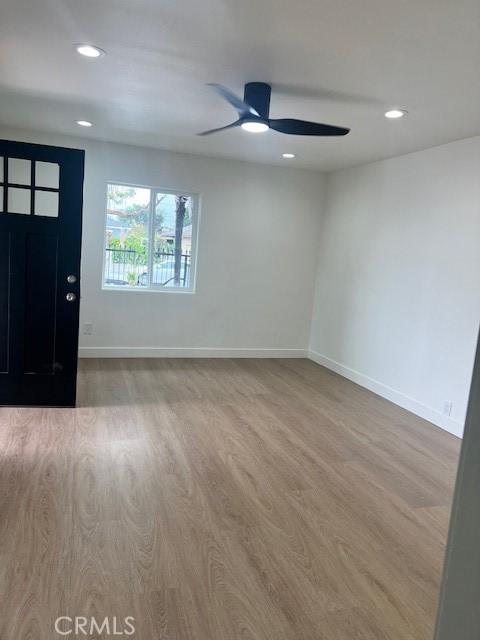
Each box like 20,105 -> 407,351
269,118 -> 350,136
208,83 -> 259,117
197,120 -> 242,136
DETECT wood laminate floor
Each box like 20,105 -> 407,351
0,358 -> 460,639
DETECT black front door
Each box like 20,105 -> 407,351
0,140 -> 84,407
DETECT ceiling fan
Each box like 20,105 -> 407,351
198,82 -> 350,137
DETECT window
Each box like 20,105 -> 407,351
0,156 -> 60,217
103,183 -> 199,291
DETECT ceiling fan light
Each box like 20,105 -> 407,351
75,44 -> 106,58
241,121 -> 269,133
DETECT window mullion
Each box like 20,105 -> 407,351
147,190 -> 155,288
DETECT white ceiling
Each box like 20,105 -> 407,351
0,0 -> 479,171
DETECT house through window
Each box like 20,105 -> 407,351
103,183 -> 198,291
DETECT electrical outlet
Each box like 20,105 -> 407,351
443,401 -> 453,417
83,323 -> 93,336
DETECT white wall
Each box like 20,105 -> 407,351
309,137 -> 480,436
0,127 -> 324,357
435,335 -> 480,639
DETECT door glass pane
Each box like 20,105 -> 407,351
34,190 -> 59,217
153,193 -> 192,288
8,158 -> 31,185
0,157 -> 3,183
0,187 -> 3,213
104,184 -> 150,287
8,187 -> 31,214
35,161 -> 59,189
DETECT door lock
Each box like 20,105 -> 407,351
67,274 -> 77,284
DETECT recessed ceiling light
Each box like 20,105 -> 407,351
282,153 -> 295,159
385,109 -> 407,119
241,121 -> 269,133
76,120 -> 93,127
75,44 -> 106,58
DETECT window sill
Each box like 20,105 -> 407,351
101,285 -> 196,295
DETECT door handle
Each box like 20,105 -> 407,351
66,292 -> 76,302
67,274 -> 77,284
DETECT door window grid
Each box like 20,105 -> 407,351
0,156 -> 60,217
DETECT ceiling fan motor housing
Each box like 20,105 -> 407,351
244,82 -> 271,120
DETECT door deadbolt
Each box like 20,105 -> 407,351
67,274 -> 77,284
66,292 -> 76,302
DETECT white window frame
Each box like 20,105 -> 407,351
101,181 -> 200,294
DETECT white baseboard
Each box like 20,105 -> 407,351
79,347 -> 308,359
308,350 -> 463,438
